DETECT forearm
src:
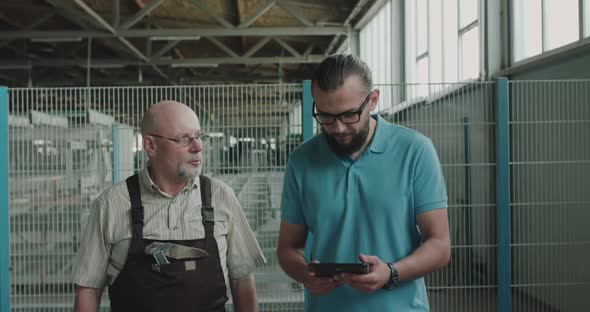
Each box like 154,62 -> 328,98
277,246 -> 308,284
395,236 -> 450,282
230,274 -> 258,312
74,285 -> 103,312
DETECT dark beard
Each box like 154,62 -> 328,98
323,121 -> 370,156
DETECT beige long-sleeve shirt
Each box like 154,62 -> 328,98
71,167 -> 266,290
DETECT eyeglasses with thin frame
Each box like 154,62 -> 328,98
312,90 -> 374,125
148,133 -> 210,147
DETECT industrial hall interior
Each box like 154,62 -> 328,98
0,0 -> 589,311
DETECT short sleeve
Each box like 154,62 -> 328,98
70,196 -> 111,288
222,184 -> 266,279
280,160 -> 305,224
413,139 -> 448,214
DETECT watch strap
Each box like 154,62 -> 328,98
383,263 -> 399,290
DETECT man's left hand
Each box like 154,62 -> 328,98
333,254 -> 390,293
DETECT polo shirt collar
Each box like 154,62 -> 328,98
368,114 -> 387,154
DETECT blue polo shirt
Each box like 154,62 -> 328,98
280,115 -> 447,311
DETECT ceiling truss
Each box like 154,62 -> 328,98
0,0 -> 377,86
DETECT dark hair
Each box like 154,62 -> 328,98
311,54 -> 373,92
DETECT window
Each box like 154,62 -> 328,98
458,0 -> 479,80
512,0 -> 581,63
460,26 -> 479,80
416,0 -> 429,56
416,57 -> 429,97
359,0 -> 392,112
583,0 -> 590,37
512,0 -> 542,62
405,0 -> 481,90
459,0 -> 477,28
360,1 -> 392,84
545,0 -> 579,50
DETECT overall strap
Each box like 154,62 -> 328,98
199,176 -> 215,242
126,174 -> 144,238
199,175 -> 214,223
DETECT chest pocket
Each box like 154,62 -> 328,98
212,219 -> 229,238
186,212 -> 229,240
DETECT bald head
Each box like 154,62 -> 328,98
141,100 -> 199,136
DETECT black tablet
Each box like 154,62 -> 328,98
308,263 -> 370,277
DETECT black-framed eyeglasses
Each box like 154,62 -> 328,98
312,90 -> 374,125
148,133 -> 210,147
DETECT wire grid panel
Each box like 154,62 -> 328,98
7,84 -> 304,312
378,82 -> 499,312
509,80 -> 590,312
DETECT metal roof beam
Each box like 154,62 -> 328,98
0,27 -> 348,39
302,44 -> 314,57
0,11 -> 55,49
205,37 -> 239,58
152,40 -> 180,58
44,0 -> 143,60
276,1 -> 312,26
113,0 -> 120,27
72,0 -> 116,33
45,0 -> 101,30
353,0 -> 388,30
273,37 -> 301,57
162,55 -> 324,65
190,0 -> 234,29
0,55 -> 325,67
238,0 -> 277,28
72,0 -> 169,80
324,0 -> 368,55
121,0 -> 168,30
28,12 -> 57,29
242,37 -> 272,57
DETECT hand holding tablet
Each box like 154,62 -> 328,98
308,262 -> 370,277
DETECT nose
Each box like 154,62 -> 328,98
188,137 -> 203,152
328,118 -> 347,134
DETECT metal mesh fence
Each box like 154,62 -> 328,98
379,82 -> 498,311
4,80 -> 590,311
7,84 -> 304,311
509,81 -> 590,312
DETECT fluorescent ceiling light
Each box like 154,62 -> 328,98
171,63 -> 218,68
79,64 -> 126,69
150,36 -> 201,41
0,64 -> 32,70
31,37 -> 83,43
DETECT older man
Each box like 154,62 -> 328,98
72,101 -> 265,312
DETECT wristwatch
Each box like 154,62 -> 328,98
383,263 -> 399,290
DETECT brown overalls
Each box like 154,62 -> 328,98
108,175 -> 228,312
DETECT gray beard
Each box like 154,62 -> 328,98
178,159 -> 201,180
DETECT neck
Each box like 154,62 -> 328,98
350,117 -> 377,160
148,166 -> 189,197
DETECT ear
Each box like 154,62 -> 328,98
143,135 -> 157,157
368,89 -> 380,112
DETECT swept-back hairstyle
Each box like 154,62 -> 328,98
311,54 -> 373,92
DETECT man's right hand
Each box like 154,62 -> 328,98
277,222 -> 342,296
303,260 -> 343,296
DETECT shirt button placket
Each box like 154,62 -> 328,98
170,199 -> 177,230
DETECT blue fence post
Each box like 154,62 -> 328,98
496,77 -> 511,312
0,86 -> 10,312
302,80 -> 313,142
112,123 -> 120,184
